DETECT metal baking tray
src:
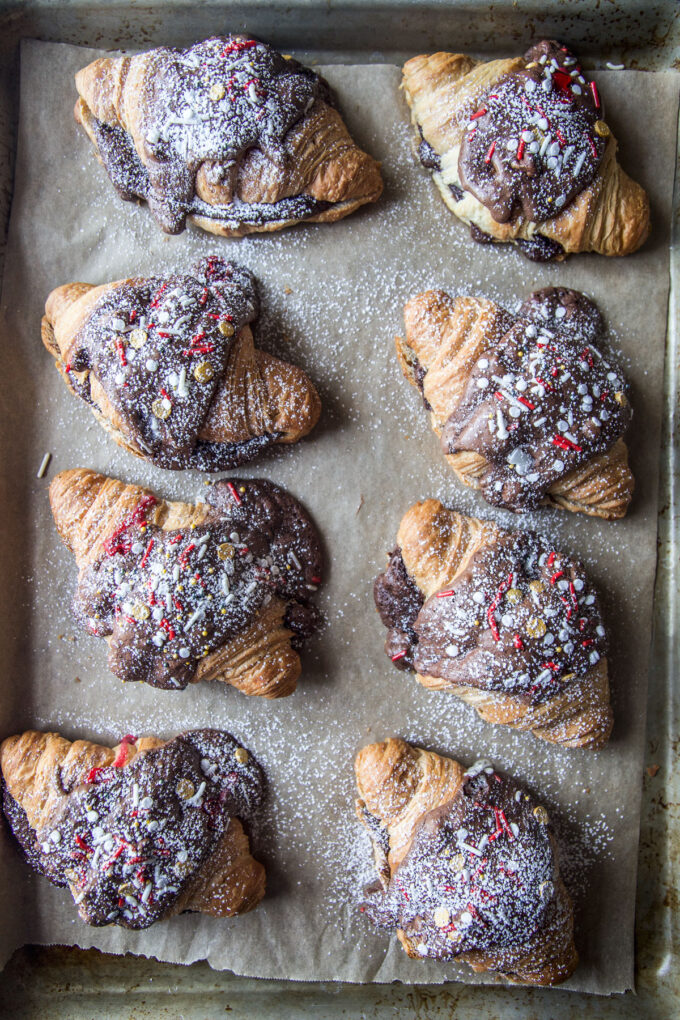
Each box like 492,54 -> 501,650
0,2 -> 678,1016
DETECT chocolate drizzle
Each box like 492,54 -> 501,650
67,256 -> 280,471
439,287 -> 631,511
373,549 -> 424,669
74,478 -> 322,690
458,41 -> 606,225
2,730 -> 264,929
362,762 -> 562,961
88,36 -> 333,234
376,528 -> 607,705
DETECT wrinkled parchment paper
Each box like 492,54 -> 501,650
0,40 -> 677,993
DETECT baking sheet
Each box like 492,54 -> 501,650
0,40 -> 677,994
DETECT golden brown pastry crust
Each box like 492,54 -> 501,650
75,43 -> 383,237
397,289 -> 634,520
49,468 -> 307,698
355,738 -> 578,984
1,730 -> 265,921
382,500 -> 613,749
402,50 -> 649,257
42,278 -> 321,469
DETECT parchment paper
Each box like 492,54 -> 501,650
0,40 -> 677,994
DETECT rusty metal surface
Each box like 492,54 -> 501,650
0,1 -> 678,1016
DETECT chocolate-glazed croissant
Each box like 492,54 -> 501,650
1,728 -> 265,929
355,738 -> 577,985
397,286 -> 633,518
374,500 -> 613,749
42,256 -> 321,471
49,468 -> 323,696
403,40 -> 649,260
75,36 -> 383,236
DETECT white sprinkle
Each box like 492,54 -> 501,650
573,151 -> 586,176
179,647 -> 190,659
445,644 -> 459,657
36,452 -> 52,479
146,359 -> 158,372
476,377 -> 490,389
184,606 -> 206,632
288,550 -> 302,570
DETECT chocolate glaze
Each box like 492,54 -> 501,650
86,36 -> 334,234
373,549 -> 424,670
362,762 -> 565,962
458,40 -> 605,225
65,255 -> 287,472
438,286 -> 631,512
74,478 -> 322,690
376,530 -> 606,704
2,730 -> 264,929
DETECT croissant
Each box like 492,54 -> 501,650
374,499 -> 613,749
49,468 -> 323,696
75,36 -> 383,236
1,728 -> 265,928
355,738 -> 577,984
402,40 -> 649,260
42,256 -> 321,471
397,285 -> 634,518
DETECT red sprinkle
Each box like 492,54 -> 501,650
513,634 -> 523,650
550,570 -> 564,585
140,538 -> 154,568
485,140 -> 496,163
547,551 -> 557,567
553,434 -> 582,452
113,734 -> 137,768
391,650 -> 407,662
590,80 -> 600,108
517,396 -> 535,410
470,107 -> 488,120
516,139 -> 525,161
75,834 -> 92,853
587,134 -> 599,159
436,589 -> 456,598
227,482 -> 242,505
115,339 -> 127,366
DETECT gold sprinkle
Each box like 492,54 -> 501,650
451,853 -> 465,871
174,860 -> 193,877
539,880 -> 554,899
118,882 -> 134,896
505,587 -> 523,605
234,747 -> 249,764
176,778 -> 195,800
614,391 -> 628,406
433,906 -> 450,928
218,320 -> 235,337
239,486 -> 245,494
525,61 -> 538,68
194,361 -> 214,383
130,603 -> 150,621
129,329 -> 148,349
209,83 -> 226,101
529,580 -> 545,595
151,398 -> 171,420
526,617 -> 547,639
562,672 -> 577,682
218,542 -> 235,560
533,805 -> 549,824
594,119 -> 610,137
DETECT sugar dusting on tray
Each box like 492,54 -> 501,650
0,41 -> 676,993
